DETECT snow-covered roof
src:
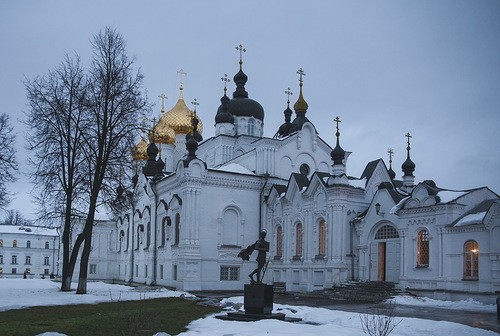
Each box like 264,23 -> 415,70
453,212 -> 486,227
437,190 -> 468,203
0,225 -> 58,237
349,178 -> 366,189
390,196 -> 410,214
215,163 -> 255,175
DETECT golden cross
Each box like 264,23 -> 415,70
177,69 -> 187,89
158,93 -> 167,112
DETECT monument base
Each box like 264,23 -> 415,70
215,283 -> 302,322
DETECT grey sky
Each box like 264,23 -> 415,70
1,1 -> 499,220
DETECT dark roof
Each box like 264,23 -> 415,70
449,199 -> 498,227
360,159 -> 383,180
290,173 -> 309,190
315,172 -> 330,187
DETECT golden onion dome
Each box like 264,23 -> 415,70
150,121 -> 176,144
131,137 -> 148,161
161,94 -> 203,135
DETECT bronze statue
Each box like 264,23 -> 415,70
238,230 -> 269,283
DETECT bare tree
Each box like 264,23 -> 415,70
75,27 -> 148,294
359,304 -> 402,336
0,112 -> 17,209
25,54 -> 90,291
1,209 -> 32,226
24,27 -> 148,294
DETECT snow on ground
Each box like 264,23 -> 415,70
0,279 -> 496,336
387,295 -> 496,313
0,278 -> 193,312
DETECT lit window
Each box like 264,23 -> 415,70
220,266 -> 240,281
295,223 -> 303,257
276,226 -> 283,257
318,220 -> 327,256
416,229 -> 429,267
464,240 -> 479,280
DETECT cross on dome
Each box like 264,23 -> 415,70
158,93 -> 167,112
221,74 -> 230,94
236,44 -> 246,69
285,87 -> 293,105
191,98 -> 199,112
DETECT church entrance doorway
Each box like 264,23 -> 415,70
369,224 -> 400,282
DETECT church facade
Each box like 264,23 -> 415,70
92,59 -> 499,296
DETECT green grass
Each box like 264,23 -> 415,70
0,297 -> 221,336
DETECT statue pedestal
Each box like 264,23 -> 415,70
215,283 -> 302,322
244,283 -> 273,315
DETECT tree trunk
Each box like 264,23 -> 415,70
76,234 -> 92,294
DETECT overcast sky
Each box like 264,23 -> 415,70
1,1 -> 499,220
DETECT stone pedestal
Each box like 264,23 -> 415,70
215,283 -> 302,322
244,283 -> 274,315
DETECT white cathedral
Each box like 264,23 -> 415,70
84,58 -> 499,297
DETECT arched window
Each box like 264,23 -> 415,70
276,226 -> 283,258
13,240 -> 17,248
248,118 -> 255,135
318,220 -> 327,256
374,225 -> 399,240
174,213 -> 180,245
295,223 -> 303,258
221,208 -> 239,247
26,240 -> 31,248
416,229 -> 429,267
464,240 -> 479,280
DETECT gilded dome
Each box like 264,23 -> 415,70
131,137 -> 148,161
150,120 -> 175,144
160,96 -> 203,135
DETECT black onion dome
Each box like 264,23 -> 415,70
402,137 -> 416,177
146,142 -> 159,158
215,93 -> 234,124
402,156 -> 416,177
331,126 -> 345,165
331,143 -> 346,165
388,166 -> 396,180
275,106 -> 298,138
216,68 -> 264,121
